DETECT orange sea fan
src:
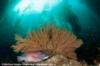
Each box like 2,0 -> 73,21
12,25 -> 83,60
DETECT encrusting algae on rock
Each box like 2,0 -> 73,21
12,25 -> 85,66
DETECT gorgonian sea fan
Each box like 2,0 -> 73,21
12,25 -> 83,60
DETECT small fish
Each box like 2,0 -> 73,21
17,51 -> 49,63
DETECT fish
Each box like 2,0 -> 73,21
17,51 -> 49,63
